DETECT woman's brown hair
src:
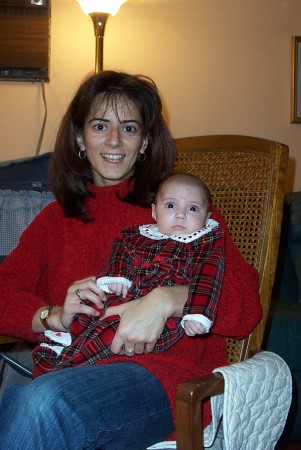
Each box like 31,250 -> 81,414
50,71 -> 176,221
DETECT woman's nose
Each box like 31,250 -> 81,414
106,128 -> 122,147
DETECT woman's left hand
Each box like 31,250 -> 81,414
103,285 -> 188,356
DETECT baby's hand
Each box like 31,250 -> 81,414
97,277 -> 132,298
184,320 -> 206,336
107,283 -> 129,298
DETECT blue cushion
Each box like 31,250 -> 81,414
0,152 -> 54,261
274,192 -> 301,301
0,190 -> 54,258
0,152 -> 52,191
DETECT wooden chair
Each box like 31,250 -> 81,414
173,135 -> 289,450
0,135 -> 289,448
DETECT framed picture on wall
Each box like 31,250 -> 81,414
291,36 -> 301,123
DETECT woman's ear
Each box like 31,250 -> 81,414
76,134 -> 85,150
138,138 -> 149,162
151,204 -> 157,221
142,137 -> 148,151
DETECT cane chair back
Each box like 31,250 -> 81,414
173,135 -> 288,450
174,135 -> 288,362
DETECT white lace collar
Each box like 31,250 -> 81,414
139,218 -> 219,243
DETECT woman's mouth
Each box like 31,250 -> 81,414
101,154 -> 125,162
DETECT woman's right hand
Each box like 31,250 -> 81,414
32,276 -> 106,333
103,285 -> 189,355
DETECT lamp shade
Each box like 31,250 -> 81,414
77,0 -> 126,16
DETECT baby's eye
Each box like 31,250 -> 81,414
189,205 -> 199,212
167,203 -> 175,209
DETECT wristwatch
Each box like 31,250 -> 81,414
40,306 -> 55,330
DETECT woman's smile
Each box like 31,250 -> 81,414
100,153 -> 125,163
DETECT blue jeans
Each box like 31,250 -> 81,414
0,362 -> 173,450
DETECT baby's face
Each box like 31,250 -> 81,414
152,181 -> 210,236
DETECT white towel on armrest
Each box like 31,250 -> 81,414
204,351 -> 292,450
147,351 -> 292,450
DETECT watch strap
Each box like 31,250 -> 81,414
40,305 -> 55,330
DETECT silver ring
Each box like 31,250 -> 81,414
125,348 -> 135,355
75,288 -> 83,301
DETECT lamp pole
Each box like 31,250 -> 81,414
77,0 -> 126,72
89,12 -> 109,73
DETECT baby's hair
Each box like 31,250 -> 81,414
155,172 -> 211,208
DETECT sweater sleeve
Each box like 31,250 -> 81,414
210,205 -> 262,339
0,204 -> 56,341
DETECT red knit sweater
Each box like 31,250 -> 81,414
0,181 -> 262,434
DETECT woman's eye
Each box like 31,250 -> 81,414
124,125 -> 136,133
94,123 -> 106,131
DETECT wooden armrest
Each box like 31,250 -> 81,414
0,335 -> 20,346
176,372 -> 224,450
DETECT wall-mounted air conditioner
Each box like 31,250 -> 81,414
0,0 -> 50,82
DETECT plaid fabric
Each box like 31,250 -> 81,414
33,225 -> 225,374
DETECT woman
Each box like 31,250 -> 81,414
0,71 -> 261,449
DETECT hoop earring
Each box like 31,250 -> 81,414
78,149 -> 86,160
138,150 -> 146,162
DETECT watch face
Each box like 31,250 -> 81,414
40,309 -> 49,320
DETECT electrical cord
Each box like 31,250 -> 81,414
35,79 -> 48,156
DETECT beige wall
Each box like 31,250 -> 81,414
1,0 -> 301,192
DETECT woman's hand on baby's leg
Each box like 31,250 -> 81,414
103,285 -> 189,355
61,277 -> 106,329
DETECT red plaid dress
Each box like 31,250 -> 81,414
33,223 -> 225,373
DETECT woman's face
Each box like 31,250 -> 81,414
79,96 -> 147,186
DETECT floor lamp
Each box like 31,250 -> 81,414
77,0 -> 126,73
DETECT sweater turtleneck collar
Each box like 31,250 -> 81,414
87,178 -> 133,197
85,179 -> 135,217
